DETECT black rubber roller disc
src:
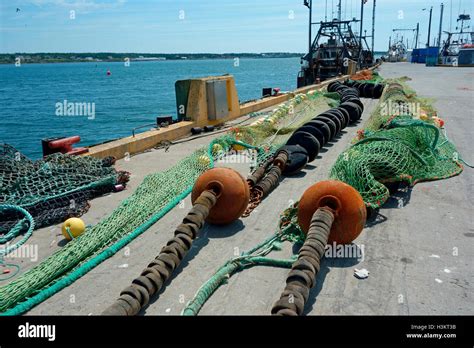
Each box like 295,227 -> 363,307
339,102 -> 363,122
286,131 -> 320,162
363,83 -> 375,98
307,119 -> 332,142
373,84 -> 384,99
317,115 -> 339,136
325,108 -> 348,129
319,112 -> 342,134
278,145 -> 309,176
341,92 -> 359,101
334,85 -> 348,94
321,108 -> 345,129
343,97 -> 364,113
327,81 -> 341,92
298,124 -> 327,147
335,107 -> 350,128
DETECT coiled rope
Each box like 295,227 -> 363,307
0,205 -> 35,281
0,205 -> 35,258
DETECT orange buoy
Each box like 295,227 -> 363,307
297,180 -> 366,244
191,168 -> 250,225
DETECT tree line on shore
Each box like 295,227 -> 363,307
0,52 -> 304,64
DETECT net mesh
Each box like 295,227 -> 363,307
0,144 -> 127,233
330,79 -> 463,208
0,89 -> 336,313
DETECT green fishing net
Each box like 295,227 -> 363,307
0,143 -> 126,232
330,81 -> 463,208
0,89 -> 336,314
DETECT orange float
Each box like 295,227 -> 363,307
297,180 -> 366,244
191,168 -> 250,225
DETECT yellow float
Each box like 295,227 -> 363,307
61,217 -> 86,241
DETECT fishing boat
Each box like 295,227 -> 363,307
297,1 -> 376,87
440,14 -> 473,65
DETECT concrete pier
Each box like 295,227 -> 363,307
6,63 -> 473,315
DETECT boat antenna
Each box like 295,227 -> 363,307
325,0 -> 328,21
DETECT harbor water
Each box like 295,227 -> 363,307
0,57 -> 300,159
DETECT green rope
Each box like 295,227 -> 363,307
182,255 -> 295,316
0,263 -> 20,282
182,205 -> 304,316
0,205 -> 35,258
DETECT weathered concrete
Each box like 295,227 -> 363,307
8,63 -> 473,316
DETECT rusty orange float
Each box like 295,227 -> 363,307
297,180 -> 366,244
191,167 -> 250,225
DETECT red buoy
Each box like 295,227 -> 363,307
191,168 -> 250,225
297,180 -> 366,244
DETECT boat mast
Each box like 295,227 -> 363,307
305,0 -> 313,53
359,0 -> 365,63
415,23 -> 419,48
371,0 -> 376,55
338,0 -> 342,22
427,6 -> 433,47
438,3 -> 445,47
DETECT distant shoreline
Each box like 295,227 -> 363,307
0,52 -> 307,65
0,51 -> 387,65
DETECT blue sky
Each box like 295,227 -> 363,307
0,0 -> 472,53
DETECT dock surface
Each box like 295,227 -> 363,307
10,62 -> 473,315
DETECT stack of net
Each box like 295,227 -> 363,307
330,81 -> 463,209
0,89 -> 337,313
0,144 -> 128,233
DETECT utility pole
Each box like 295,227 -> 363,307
371,0 -> 376,54
438,3 -> 444,47
427,6 -> 433,47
